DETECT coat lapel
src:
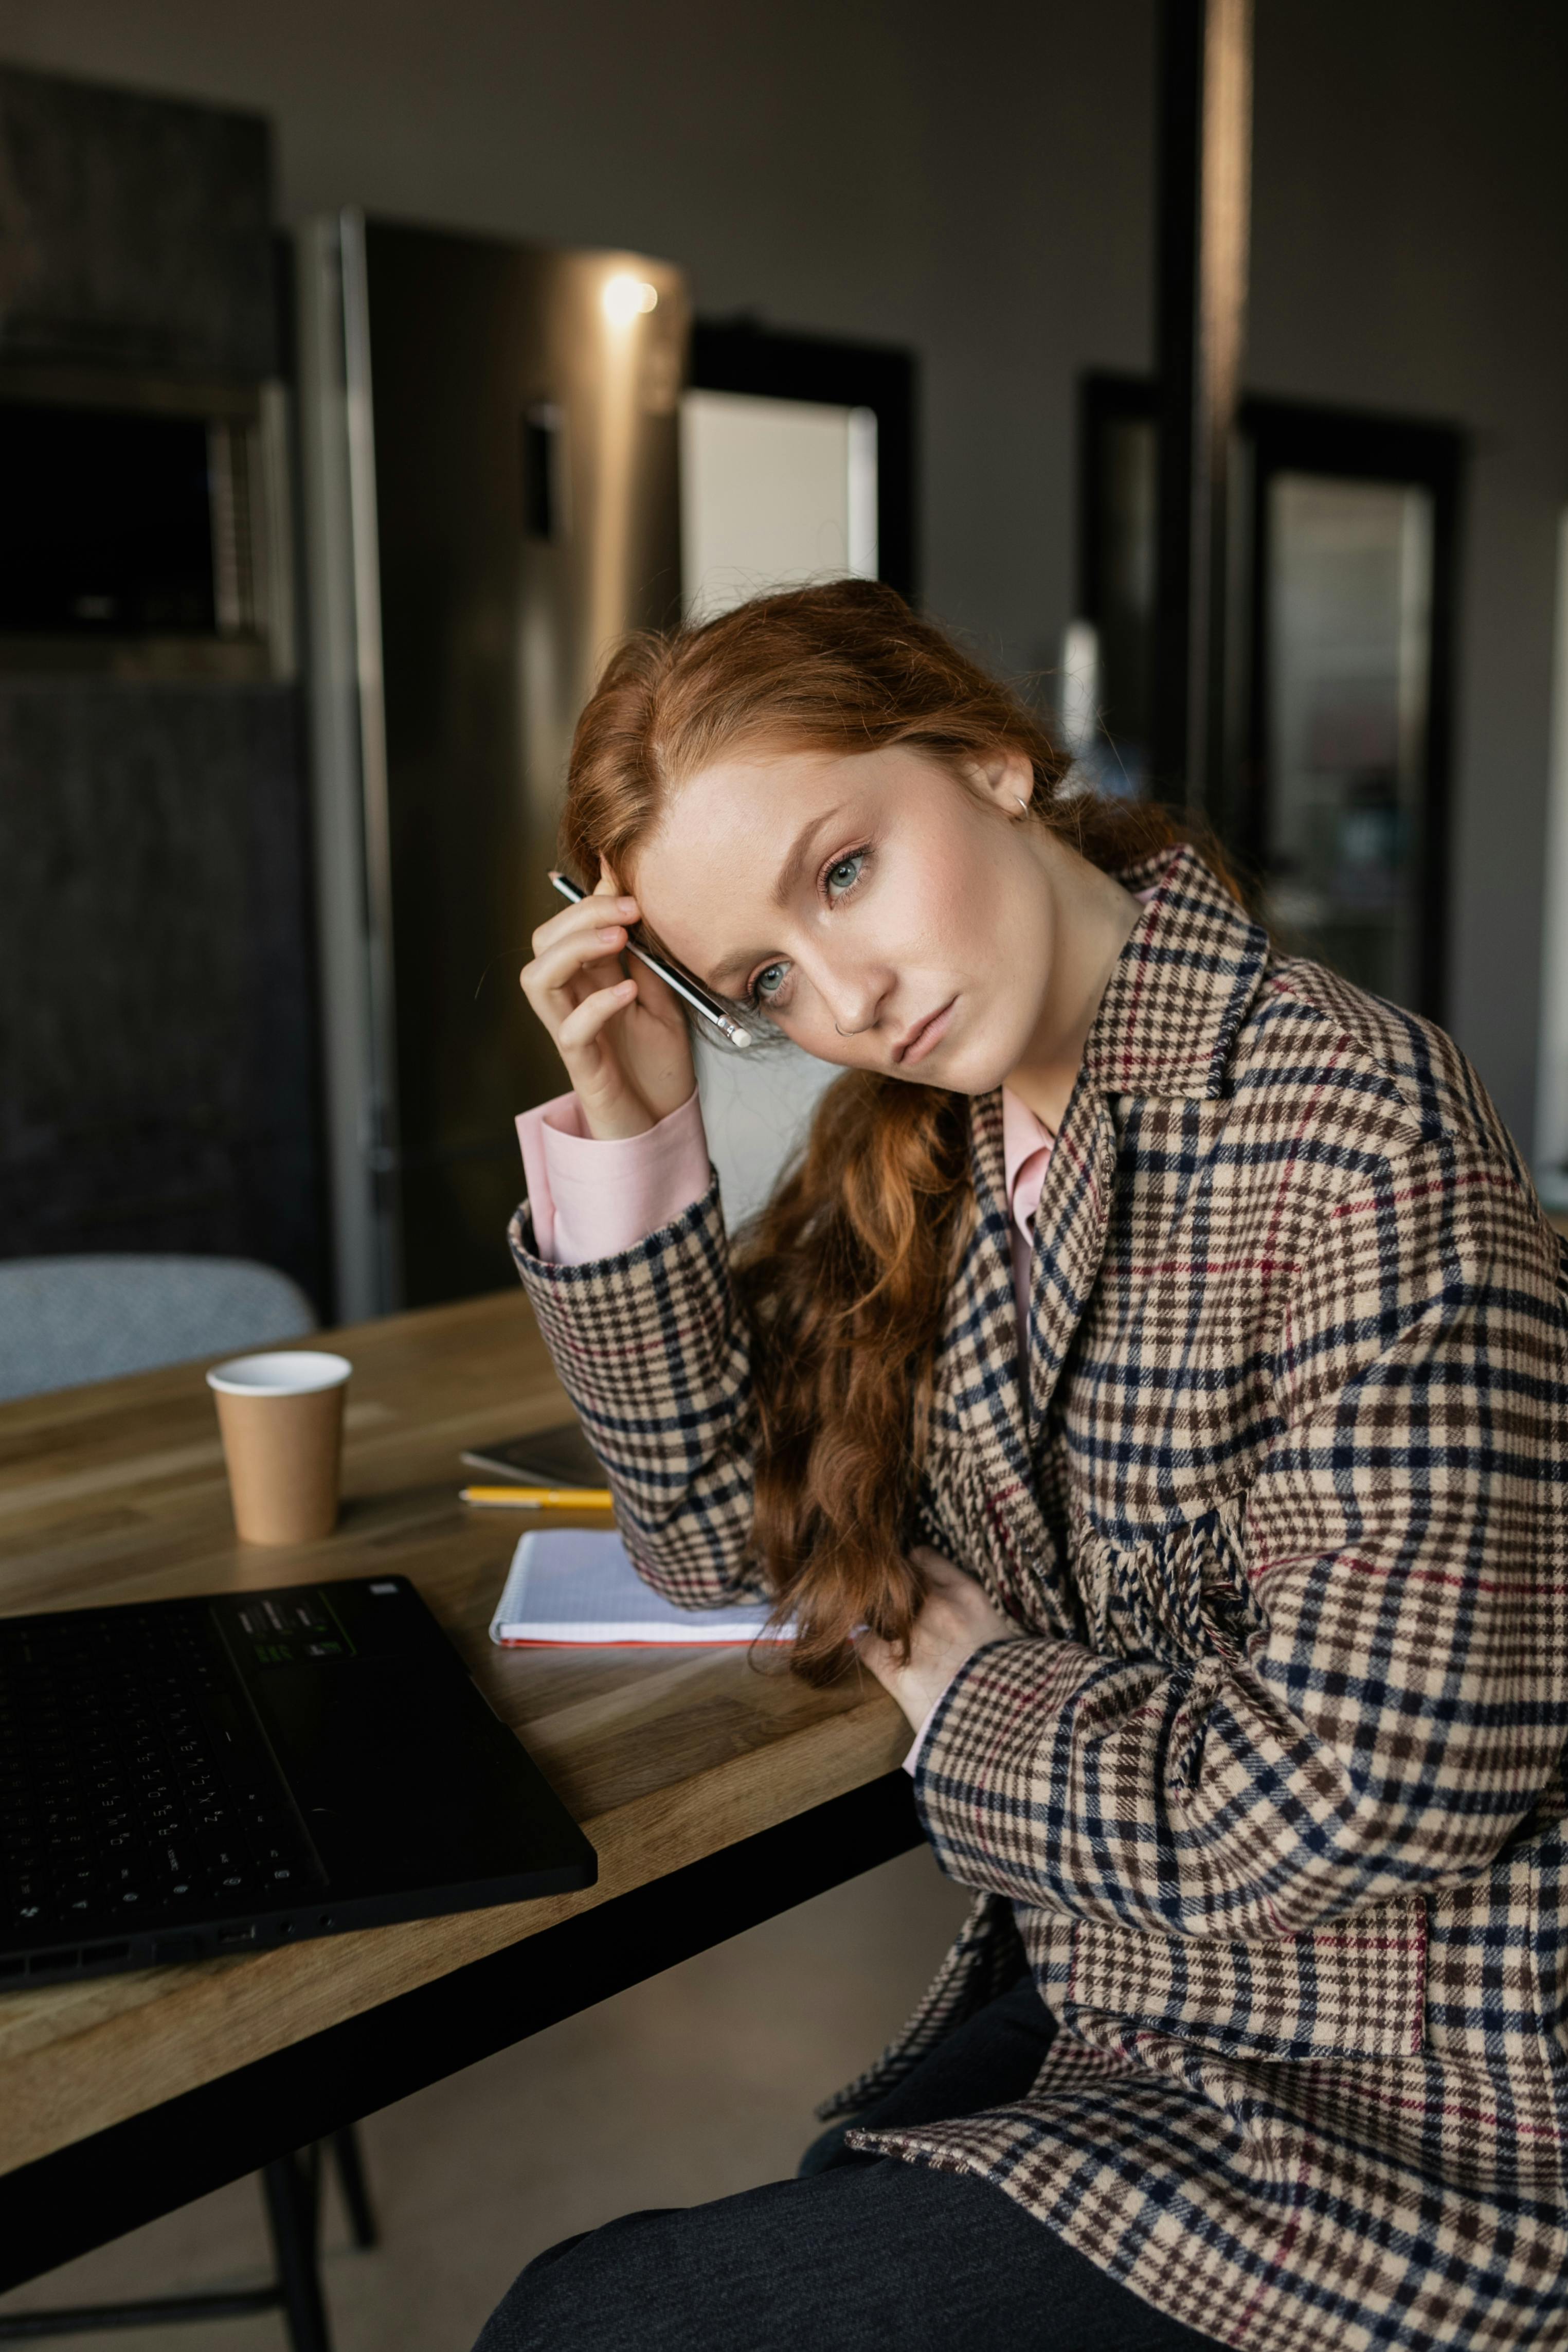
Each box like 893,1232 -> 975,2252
935,1087 -> 1031,1480
930,1091 -> 1077,1635
1018,845 -> 1268,1431
1023,1077 -> 1120,1434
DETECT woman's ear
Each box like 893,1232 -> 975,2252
965,748 -> 1036,812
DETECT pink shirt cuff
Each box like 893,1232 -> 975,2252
516,1089 -> 711,1265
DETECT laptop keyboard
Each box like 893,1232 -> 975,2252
1,1603 -> 323,1940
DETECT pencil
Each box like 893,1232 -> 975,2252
548,870 -> 754,1050
460,1484 -> 616,1509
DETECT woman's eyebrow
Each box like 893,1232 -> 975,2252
770,806 -> 843,907
699,806 -> 846,990
702,945 -> 760,992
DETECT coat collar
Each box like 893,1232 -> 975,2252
964,842 -> 1269,1270
1079,842 -> 1270,1102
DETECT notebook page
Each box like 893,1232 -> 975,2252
489,1529 -> 791,1645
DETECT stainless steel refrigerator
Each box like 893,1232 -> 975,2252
297,213 -> 689,1316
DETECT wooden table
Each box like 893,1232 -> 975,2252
0,1291 -> 914,2291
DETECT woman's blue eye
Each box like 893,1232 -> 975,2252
746,853 -> 865,1005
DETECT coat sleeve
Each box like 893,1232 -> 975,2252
508,1179 -> 767,1605
913,1126 -> 1568,1941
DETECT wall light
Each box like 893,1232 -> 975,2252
602,274 -> 659,326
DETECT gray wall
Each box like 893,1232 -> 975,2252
3,0 -> 1563,1146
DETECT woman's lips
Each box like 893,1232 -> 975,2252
897,998 -> 956,1068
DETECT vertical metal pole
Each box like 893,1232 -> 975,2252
1151,0 -> 1253,816
338,208 -> 405,1313
296,212 -> 406,1318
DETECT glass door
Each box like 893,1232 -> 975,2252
1260,474 -> 1434,1006
1076,377 -> 1463,1017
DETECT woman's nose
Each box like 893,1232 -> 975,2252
819,966 -> 887,1039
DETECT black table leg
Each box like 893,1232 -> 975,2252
262,2150 -> 332,2352
330,2128 -> 378,2251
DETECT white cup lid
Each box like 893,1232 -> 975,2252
206,1351 -> 353,1397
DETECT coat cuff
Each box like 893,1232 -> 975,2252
507,1175 -> 740,1422
912,1633 -> 1097,1894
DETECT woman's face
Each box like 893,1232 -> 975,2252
629,741 -> 1060,1092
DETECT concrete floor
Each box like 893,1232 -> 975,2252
0,1845 -> 970,2352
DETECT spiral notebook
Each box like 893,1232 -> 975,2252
489,1528 -> 792,1646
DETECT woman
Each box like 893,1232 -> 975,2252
477,582 -> 1568,2352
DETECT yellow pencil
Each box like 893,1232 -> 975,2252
459,1484 -> 615,1510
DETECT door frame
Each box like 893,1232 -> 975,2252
691,318 -> 918,604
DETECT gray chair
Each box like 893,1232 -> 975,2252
0,1254 -> 317,1402
0,1252 -> 378,2352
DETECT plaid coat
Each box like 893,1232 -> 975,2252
510,847 -> 1568,2352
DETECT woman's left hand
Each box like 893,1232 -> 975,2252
856,1546 -> 1021,1732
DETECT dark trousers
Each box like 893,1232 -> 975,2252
474,1978 -> 1219,2351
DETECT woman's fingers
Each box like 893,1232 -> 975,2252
525,923 -> 628,1009
909,1545 -> 965,1592
520,864 -> 698,1135
587,866 -> 690,1026
526,877 -> 688,1035
620,946 -> 684,1024
521,899 -> 640,1032
529,892 -> 638,963
556,976 -> 639,1057
907,1547 -> 1019,1647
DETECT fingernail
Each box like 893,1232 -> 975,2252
597,925 -> 624,942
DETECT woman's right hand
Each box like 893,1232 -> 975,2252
520,868 -> 697,1140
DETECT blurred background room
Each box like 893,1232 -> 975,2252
1,1 -> 1566,2344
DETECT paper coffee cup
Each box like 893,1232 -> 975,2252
206,1351 -> 353,1546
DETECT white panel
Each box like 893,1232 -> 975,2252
681,389 -> 855,619
846,405 -> 879,579
1058,618 -> 1101,755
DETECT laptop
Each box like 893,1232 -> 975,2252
0,1574 -> 596,1989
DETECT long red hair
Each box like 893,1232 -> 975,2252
561,581 -> 1192,1681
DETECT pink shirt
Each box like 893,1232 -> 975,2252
1001,1084 -> 1055,1334
516,1089 -> 712,1265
